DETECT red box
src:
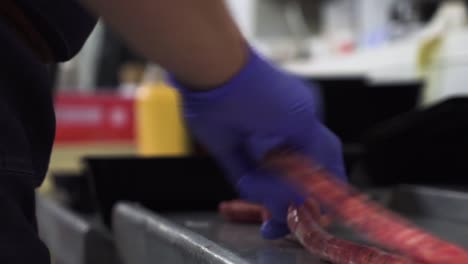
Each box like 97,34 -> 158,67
54,92 -> 135,144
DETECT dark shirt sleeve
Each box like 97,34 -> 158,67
16,0 -> 97,61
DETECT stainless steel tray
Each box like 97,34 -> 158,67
113,185 -> 468,264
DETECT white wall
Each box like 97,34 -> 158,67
355,0 -> 396,47
225,0 -> 257,39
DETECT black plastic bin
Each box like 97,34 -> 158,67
85,157 -> 237,227
310,77 -> 421,144
306,77 -> 422,178
363,97 -> 468,186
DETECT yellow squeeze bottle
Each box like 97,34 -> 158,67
136,65 -> 190,156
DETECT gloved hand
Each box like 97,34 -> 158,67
169,47 -> 346,239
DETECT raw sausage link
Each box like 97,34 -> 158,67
219,200 -> 418,263
219,200 -> 270,223
288,204 -> 419,264
266,151 -> 468,264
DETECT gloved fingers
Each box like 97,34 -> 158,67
259,198 -> 331,240
245,130 -> 346,184
287,121 -> 347,182
246,135 -> 288,163
244,129 -> 344,222
260,219 -> 290,240
210,146 -> 256,185
237,173 -> 304,221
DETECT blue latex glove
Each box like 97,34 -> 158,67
169,48 -> 346,239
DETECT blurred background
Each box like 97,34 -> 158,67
39,1 -> 468,264
45,0 -> 468,191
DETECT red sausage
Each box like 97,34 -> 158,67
288,204 -> 420,264
266,151 -> 468,264
219,199 -> 332,227
219,199 -> 418,263
219,200 -> 270,223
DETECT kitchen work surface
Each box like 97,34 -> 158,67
112,185 -> 468,264
36,195 -> 121,264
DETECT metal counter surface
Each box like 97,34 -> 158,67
114,204 -> 327,264
114,206 -> 468,264
166,213 -> 468,263
166,212 -> 324,264
113,186 -> 468,264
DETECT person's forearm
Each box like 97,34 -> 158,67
80,0 -> 247,88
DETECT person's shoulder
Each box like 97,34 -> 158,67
18,0 -> 98,61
